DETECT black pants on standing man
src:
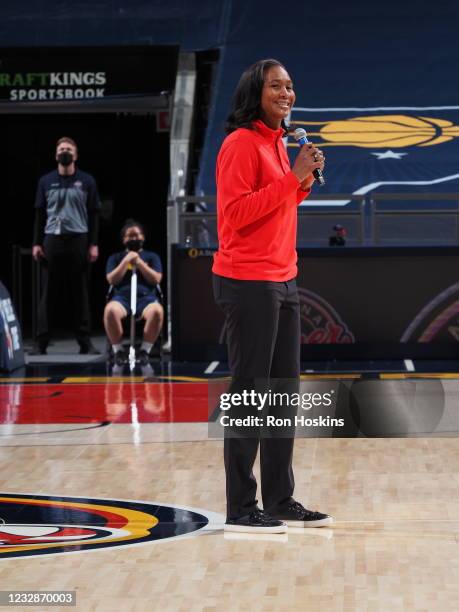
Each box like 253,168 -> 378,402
213,274 -> 300,519
37,234 -> 91,348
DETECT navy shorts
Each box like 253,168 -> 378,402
110,294 -> 159,318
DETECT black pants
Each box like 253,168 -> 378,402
213,273 -> 300,519
37,234 -> 91,346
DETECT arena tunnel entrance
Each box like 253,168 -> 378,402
1,111 -> 170,339
0,46 -> 178,341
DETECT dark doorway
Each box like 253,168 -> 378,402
1,112 -> 169,339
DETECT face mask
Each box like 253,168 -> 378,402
57,151 -> 74,166
126,239 -> 144,252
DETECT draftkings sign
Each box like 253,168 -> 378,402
0,71 -> 107,102
0,46 -> 178,104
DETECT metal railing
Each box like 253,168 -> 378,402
166,192 -> 459,353
173,194 -> 366,247
369,193 -> 459,245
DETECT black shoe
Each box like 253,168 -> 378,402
114,349 -> 127,366
271,500 -> 333,528
138,349 -> 151,366
225,508 -> 287,534
79,341 -> 101,355
28,343 -> 47,355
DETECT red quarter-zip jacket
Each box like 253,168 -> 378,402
212,119 -> 311,281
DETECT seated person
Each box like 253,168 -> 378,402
104,219 -> 163,365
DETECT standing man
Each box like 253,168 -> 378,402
31,137 -> 100,355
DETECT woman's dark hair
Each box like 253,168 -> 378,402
120,218 -> 146,241
225,58 -> 290,134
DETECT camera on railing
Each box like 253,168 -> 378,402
329,224 -> 347,247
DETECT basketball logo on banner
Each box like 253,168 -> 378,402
289,108 -> 459,197
291,115 -> 459,148
298,287 -> 354,344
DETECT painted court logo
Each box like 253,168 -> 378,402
0,494 -> 221,559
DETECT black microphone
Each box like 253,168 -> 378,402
293,128 -> 325,186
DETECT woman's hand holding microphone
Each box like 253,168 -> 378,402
291,143 -> 325,189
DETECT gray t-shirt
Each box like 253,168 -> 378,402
35,169 -> 100,236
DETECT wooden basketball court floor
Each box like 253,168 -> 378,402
0,359 -> 459,611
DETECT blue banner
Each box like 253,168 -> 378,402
288,106 -> 459,198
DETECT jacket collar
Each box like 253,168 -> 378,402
253,119 -> 285,141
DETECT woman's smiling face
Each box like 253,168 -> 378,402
260,64 -> 295,129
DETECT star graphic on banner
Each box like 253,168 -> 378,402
371,150 -> 408,160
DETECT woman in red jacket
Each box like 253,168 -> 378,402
213,58 -> 333,533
